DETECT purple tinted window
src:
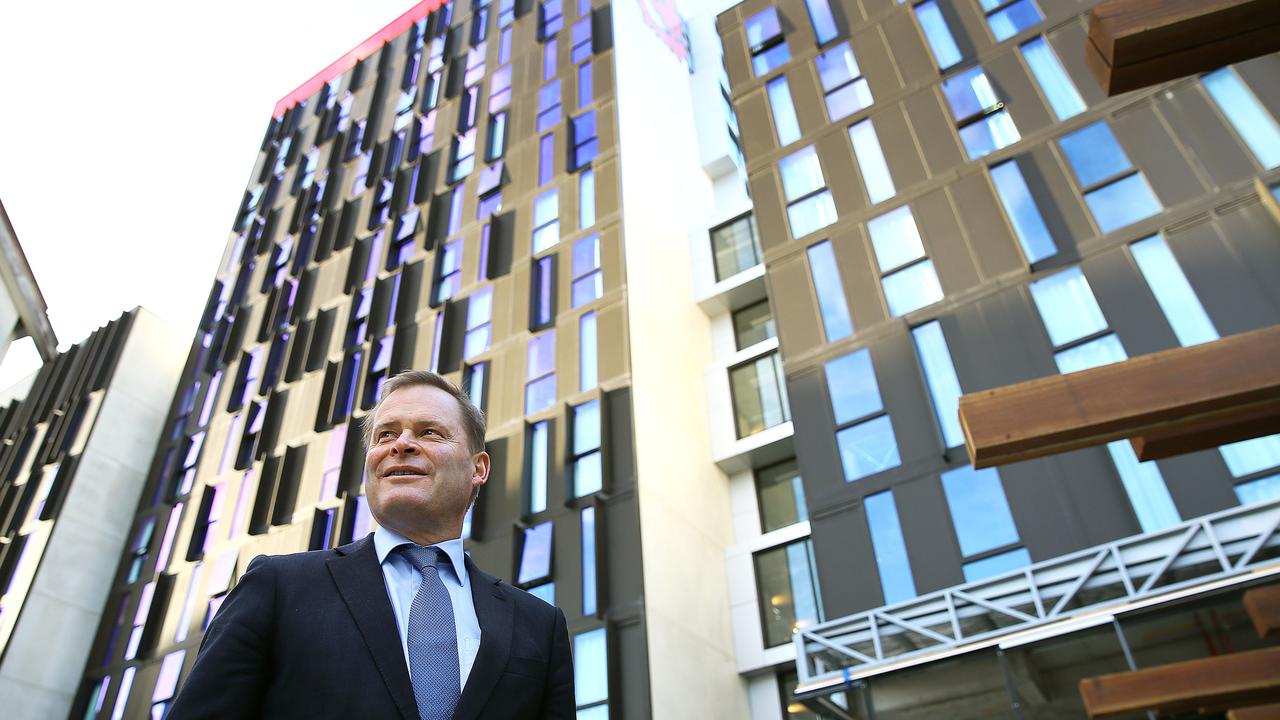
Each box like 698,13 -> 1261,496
152,650 -> 186,702
366,231 -> 385,285
527,331 -> 557,379
448,186 -> 465,237
218,414 -> 242,474
202,484 -> 224,553
477,226 -> 492,281
517,522 -> 553,584
571,17 -> 592,64
197,372 -> 222,428
537,81 -> 562,133
489,66 -> 513,112
572,112 -> 598,169
206,550 -> 238,596
352,495 -> 372,538
539,134 -> 556,186
499,27 -> 513,63
577,63 -> 592,109
544,37 -> 558,80
477,190 -> 503,220
478,162 -> 505,198
155,504 -> 183,573
203,595 -> 226,630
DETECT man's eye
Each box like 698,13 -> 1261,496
377,430 -> 396,441
420,428 -> 439,436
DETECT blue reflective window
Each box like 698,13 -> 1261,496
990,159 -> 1056,263
527,422 -> 549,514
1054,333 -> 1127,374
985,0 -> 1041,42
867,205 -> 925,272
1085,173 -> 1161,234
1130,235 -> 1218,347
572,400 -> 603,497
571,233 -> 602,308
849,118 -> 895,204
1107,441 -> 1180,532
532,189 -> 560,253
766,77 -> 802,146
579,312 -> 598,391
1203,68 -> 1280,169
730,352 -> 791,438
525,331 -> 557,414
827,350 -> 900,482
882,260 -> 944,317
1220,434 -> 1280,478
577,61 -> 592,109
837,415 -> 901,482
579,169 -> 596,229
537,80 -> 562,132
963,548 -> 1031,582
804,0 -> 839,44
865,490 -> 917,603
807,241 -> 854,342
746,8 -> 790,76
941,466 -> 1019,556
780,146 -> 837,238
518,521 -> 553,583
582,507 -> 598,614
816,42 -> 873,121
574,629 -> 608,705
1059,122 -> 1130,187
1029,267 -> 1107,346
528,582 -> 555,605
1236,474 -> 1280,505
915,1 -> 962,70
787,192 -> 837,239
943,66 -> 1021,159
570,111 -> 598,170
755,539 -> 823,646
825,350 -> 883,424
912,322 -> 965,448
1022,37 -> 1084,120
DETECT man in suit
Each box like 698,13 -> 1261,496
170,370 -> 575,719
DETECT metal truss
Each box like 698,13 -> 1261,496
794,497 -> 1280,701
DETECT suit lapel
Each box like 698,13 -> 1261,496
327,536 -> 419,720
453,558 -> 513,720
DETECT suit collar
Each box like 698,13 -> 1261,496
454,555 -> 513,720
328,535 -> 419,720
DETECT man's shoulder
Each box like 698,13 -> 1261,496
246,535 -> 373,576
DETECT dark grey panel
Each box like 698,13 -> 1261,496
1081,246 -> 1178,357
893,472 -> 965,594
833,225 -> 888,331
812,501 -> 885,616
879,12 -> 936,88
1112,103 -> 1205,208
1156,85 -> 1258,188
876,103 -> 928,193
768,255 -> 825,358
914,187 -> 982,297
1166,217 -> 1280,337
904,91 -> 965,177
947,170 -> 1025,280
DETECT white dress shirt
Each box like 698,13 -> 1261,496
373,526 -> 483,691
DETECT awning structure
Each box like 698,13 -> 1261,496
0,198 -> 57,361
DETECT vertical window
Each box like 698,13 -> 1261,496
526,331 -> 557,414
745,8 -> 790,76
570,111 -> 598,169
1130,235 -> 1218,347
533,189 -> 560,253
579,312 -> 598,391
780,146 -> 838,239
449,129 -> 477,183
571,233 -> 603,307
126,519 -> 156,583
539,0 -> 563,39
112,667 -> 136,720
539,133 -> 556,186
1021,37 -> 1084,120
990,159 -> 1056,263
757,459 -> 808,533
582,507 -> 598,615
518,522 -> 553,586
579,169 -> 596,229
532,255 -> 555,328
940,465 -> 1030,581
175,564 -> 205,642
864,490 -> 916,603
155,503 -> 183,573
911,321 -> 965,449
730,352 -> 791,438
826,349 -> 901,481
544,37 -> 559,80
867,205 -> 943,316
150,649 -> 186,716
914,0 -> 962,70
766,77 -> 802,146
816,42 -> 873,121
465,361 -> 489,412
489,66 -> 513,112
1220,435 -> 1280,480
732,300 -> 776,350
435,240 -> 463,304
754,539 -> 823,647
943,66 -> 1021,159
980,0 -> 1042,41
572,400 -> 603,496
574,629 -> 609,715
849,118 -> 895,204
803,0 -> 839,44
485,111 -> 508,162
1058,121 -> 1162,234
1236,474 -> 1280,505
390,208 -> 420,270
807,241 -> 854,342
526,424 -> 550,514
571,14 -> 593,63
537,81 -> 562,132
577,61 -> 593,109
464,286 -> 494,358
711,213 -> 761,281
1202,68 -> 1280,169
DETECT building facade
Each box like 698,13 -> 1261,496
65,0 -> 1280,719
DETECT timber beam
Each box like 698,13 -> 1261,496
1079,646 -> 1280,718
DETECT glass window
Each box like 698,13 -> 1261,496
982,0 -> 1042,41
571,234 -> 603,308
152,650 -> 186,706
1084,173 -> 1162,235
465,286 -> 494,359
570,111 -> 598,170
780,147 -> 837,238
849,118 -> 895,204
825,349 -> 883,425
1130,235 -> 1218,347
539,133 -> 556,186
571,15 -> 593,63
803,0 -> 839,44
1107,441 -> 1180,532
174,564 -> 205,642
807,241 -> 853,342
582,507 -> 598,615
757,460 -> 808,533
942,66 -> 1021,159
532,254 -> 555,330
525,331 -> 557,414
730,352 -> 791,438
435,239 -> 463,304
465,361 -> 488,412
1236,474 -> 1280,505
940,465 -> 1019,556
449,130 -> 477,183
537,81 -> 562,132
533,189 -> 560,253
579,169 -> 596,229
963,547 -> 1031,582
527,421 -> 550,515
579,312 -> 598,391
711,214 -> 762,281
112,667 -> 136,720
732,300 -> 776,350
126,518 -> 156,583
1021,37 -> 1084,120
1029,267 -> 1107,347
574,628 -> 609,709
826,350 -> 902,482
577,62 -> 593,109
755,539 -> 823,647
540,0 -> 563,39
746,7 -> 791,76
1054,333 -> 1127,374
1202,68 -> 1280,169
990,159 -> 1056,263
572,400 -> 603,497
914,0 -> 962,70
912,321 -> 965,448
518,521 -> 553,583
767,77 -> 803,146
865,490 -> 916,604
485,111 -> 507,162
867,205 -> 943,316
1059,121 -> 1161,234
1220,434 -> 1280,478
815,42 -> 873,121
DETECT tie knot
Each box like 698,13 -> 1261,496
398,544 -> 448,575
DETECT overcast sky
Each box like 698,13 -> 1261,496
0,0 -> 427,388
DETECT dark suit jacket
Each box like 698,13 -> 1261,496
168,535 -> 574,719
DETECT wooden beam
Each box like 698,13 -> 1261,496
1243,584 -> 1280,639
1079,646 -> 1280,718
1131,399 -> 1280,461
1229,704 -> 1280,720
959,325 -> 1280,469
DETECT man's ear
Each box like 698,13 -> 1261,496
471,451 -> 491,486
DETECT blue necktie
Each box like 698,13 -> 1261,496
398,545 -> 461,720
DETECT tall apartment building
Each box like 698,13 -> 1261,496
67,0 -> 1280,719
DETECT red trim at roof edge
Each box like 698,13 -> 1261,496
273,0 -> 451,118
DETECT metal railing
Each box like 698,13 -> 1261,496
794,497 -> 1280,700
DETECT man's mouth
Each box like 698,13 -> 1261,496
383,469 -> 426,478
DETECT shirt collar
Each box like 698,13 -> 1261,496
373,525 -> 469,588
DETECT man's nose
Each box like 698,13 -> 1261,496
390,429 -> 418,453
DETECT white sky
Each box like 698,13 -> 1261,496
0,0 -> 425,389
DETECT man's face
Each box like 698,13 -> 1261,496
364,384 -> 488,539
